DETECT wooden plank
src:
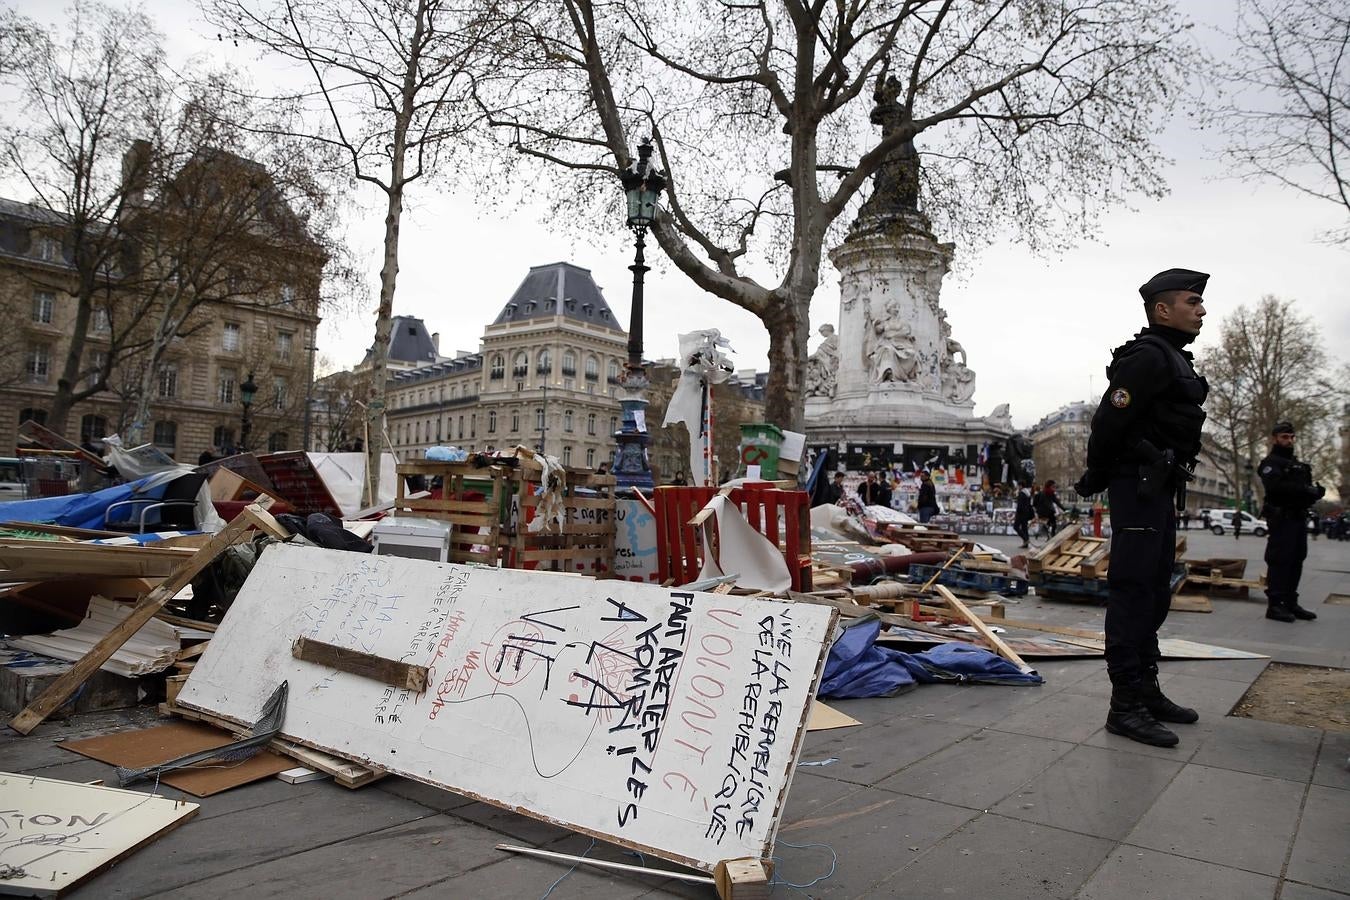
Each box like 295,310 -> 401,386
292,636 -> 429,692
160,702 -> 385,788
934,585 -> 1035,675
8,505 -> 284,735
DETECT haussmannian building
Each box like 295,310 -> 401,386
387,263 -> 628,471
0,149 -> 323,461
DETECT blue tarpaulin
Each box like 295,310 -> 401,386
819,617 -> 1042,699
0,472 -> 183,532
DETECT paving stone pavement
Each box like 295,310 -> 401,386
3,531 -> 1345,899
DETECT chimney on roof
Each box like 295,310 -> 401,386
432,332 -> 440,354
121,139 -> 153,212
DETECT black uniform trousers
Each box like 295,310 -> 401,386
1264,514 -> 1308,608
1104,475 -> 1176,686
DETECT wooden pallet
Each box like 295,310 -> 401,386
393,460 -> 509,565
501,455 -> 617,576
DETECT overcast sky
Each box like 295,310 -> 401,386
8,0 -> 1349,430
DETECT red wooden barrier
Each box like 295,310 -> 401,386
654,484 -> 812,591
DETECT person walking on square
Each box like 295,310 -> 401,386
1035,479 -> 1067,534
916,470 -> 939,522
1258,422 -> 1324,622
1014,482 -> 1034,547
1075,267 -> 1209,748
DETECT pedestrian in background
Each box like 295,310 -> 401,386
916,470 -> 939,522
1258,421 -> 1324,622
1035,479 -> 1067,534
1075,267 -> 1209,748
1014,482 -> 1034,548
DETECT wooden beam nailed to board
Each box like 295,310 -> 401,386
292,636 -> 429,692
8,505 -> 288,735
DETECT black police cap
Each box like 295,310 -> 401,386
1138,268 -> 1209,301
1271,421 -> 1295,435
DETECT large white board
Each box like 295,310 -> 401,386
179,544 -> 836,870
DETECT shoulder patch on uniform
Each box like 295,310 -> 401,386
1110,388 -> 1131,409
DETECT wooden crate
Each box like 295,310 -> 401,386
393,461 -> 508,565
500,461 -> 617,576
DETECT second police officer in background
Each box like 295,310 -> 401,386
1258,421 -> 1324,622
1075,268 -> 1209,748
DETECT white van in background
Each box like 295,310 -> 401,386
0,458 -> 22,498
1201,508 -> 1268,537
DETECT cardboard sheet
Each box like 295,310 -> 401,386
806,700 -> 861,732
60,721 -> 291,797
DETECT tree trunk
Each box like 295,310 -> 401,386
762,291 -> 812,432
46,272 -> 97,438
364,182 -> 403,507
125,330 -> 173,447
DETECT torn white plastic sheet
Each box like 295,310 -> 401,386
309,452 -> 399,517
695,494 -> 791,592
663,330 -> 734,485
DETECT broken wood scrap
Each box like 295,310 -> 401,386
8,505 -> 287,735
0,541 -> 201,580
934,585 -> 1035,675
159,701 -> 386,788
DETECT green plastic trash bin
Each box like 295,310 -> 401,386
738,423 -> 785,479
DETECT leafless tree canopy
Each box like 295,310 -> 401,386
1,0 -> 348,441
1199,295 -> 1345,495
204,0 -> 524,499
481,0 -> 1190,427
1211,0 -> 1350,243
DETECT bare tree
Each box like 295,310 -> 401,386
205,0 -> 525,503
0,0 -> 165,435
1199,295 -> 1344,497
1210,0 -> 1350,243
311,362 -> 368,452
484,0 -> 1190,429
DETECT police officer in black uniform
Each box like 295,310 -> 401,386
1258,421 -> 1324,622
1075,268 -> 1209,748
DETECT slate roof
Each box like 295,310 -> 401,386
491,262 -> 624,332
361,315 -> 441,367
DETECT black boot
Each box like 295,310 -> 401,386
1106,685 -> 1179,747
1266,602 -> 1296,623
1289,603 -> 1317,621
1141,668 -> 1199,724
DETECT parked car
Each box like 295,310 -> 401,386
0,457 -> 21,498
1201,508 -> 1267,537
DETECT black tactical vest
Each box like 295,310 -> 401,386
1109,334 -> 1208,461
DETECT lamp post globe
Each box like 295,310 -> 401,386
239,371 -> 258,453
611,137 -> 666,492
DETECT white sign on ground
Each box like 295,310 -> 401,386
0,773 -> 198,896
179,544 -> 836,871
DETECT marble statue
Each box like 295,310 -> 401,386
869,319 -> 918,384
987,403 -> 1014,431
946,361 -> 976,403
804,324 -> 840,398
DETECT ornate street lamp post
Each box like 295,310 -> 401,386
611,137 -> 666,491
239,371 -> 258,453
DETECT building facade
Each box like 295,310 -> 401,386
387,263 -> 628,470
0,180 -> 322,461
